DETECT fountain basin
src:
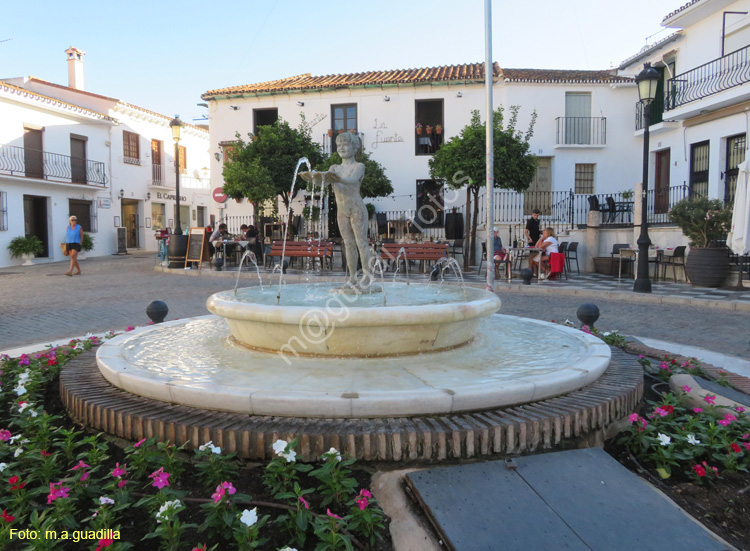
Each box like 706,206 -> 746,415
206,283 -> 502,357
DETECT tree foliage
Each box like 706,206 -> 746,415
669,196 -> 733,248
221,117 -> 325,208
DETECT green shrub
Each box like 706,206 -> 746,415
7,235 -> 44,258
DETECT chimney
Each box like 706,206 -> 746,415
65,47 -> 86,90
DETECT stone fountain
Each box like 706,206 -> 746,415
66,135 -> 638,460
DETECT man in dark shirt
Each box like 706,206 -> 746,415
524,209 -> 541,246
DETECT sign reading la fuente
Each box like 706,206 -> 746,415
371,118 -> 404,149
155,192 -> 187,202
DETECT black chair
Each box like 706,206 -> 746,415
588,195 -> 612,221
566,242 -> 580,274
478,242 -> 487,274
660,246 -> 686,282
451,238 -> 464,260
557,242 -> 569,279
611,243 -> 634,278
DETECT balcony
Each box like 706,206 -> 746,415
665,44 -> 750,111
0,143 -> 107,187
555,117 -> 606,146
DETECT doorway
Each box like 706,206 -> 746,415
524,157 -> 552,215
654,149 -> 670,214
725,134 -> 746,205
121,199 -> 139,248
23,195 -> 49,257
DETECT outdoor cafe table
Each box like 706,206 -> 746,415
507,247 -> 544,282
220,240 -> 248,266
618,247 -> 672,281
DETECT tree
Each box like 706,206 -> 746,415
429,107 -> 537,268
221,117 -> 325,215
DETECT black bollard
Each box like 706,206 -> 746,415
430,264 -> 440,282
520,268 -> 534,285
146,301 -> 169,324
576,303 -> 600,328
214,256 -> 224,271
282,260 -> 289,274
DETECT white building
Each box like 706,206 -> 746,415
0,47 -> 212,268
202,63 -> 641,238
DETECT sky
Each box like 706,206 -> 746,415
2,0 -> 685,123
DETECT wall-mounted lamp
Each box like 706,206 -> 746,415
383,95 -> 390,102
229,105 -> 240,111
119,189 -> 124,199
146,192 -> 151,201
214,152 -> 221,162
297,101 -> 305,107
456,92 -> 463,98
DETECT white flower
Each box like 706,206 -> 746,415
602,332 -> 611,337
14,384 -> 27,396
18,370 -> 30,382
284,450 -> 296,463
29,410 -> 37,418
99,496 -> 115,505
17,403 -> 29,414
14,447 -> 23,457
0,463 -> 7,472
325,447 -> 342,462
240,508 -> 258,527
272,439 -> 288,456
155,500 -> 181,523
9,435 -> 22,444
686,434 -> 701,446
279,548 -> 298,551
657,433 -> 672,447
198,440 -> 213,451
210,444 -> 221,454
564,319 -> 575,327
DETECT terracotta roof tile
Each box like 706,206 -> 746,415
202,62 -> 502,98
662,0 -> 703,23
501,68 -> 633,83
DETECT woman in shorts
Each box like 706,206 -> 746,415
64,215 -> 83,276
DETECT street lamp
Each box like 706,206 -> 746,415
169,115 -> 184,234
633,63 -> 660,293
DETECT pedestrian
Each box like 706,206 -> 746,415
64,215 -> 83,276
524,208 -> 541,247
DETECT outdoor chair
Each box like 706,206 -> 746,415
588,195 -> 611,221
548,252 -> 567,280
660,246 -> 686,282
566,242 -> 580,274
611,243 -> 634,278
451,238 -> 464,260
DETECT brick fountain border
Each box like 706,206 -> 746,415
60,348 -> 642,462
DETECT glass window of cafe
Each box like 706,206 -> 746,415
173,205 -> 190,228
151,203 -> 165,230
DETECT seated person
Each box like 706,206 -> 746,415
492,229 -> 507,261
209,223 -> 228,257
529,227 -> 559,279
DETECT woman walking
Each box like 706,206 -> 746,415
64,215 -> 83,276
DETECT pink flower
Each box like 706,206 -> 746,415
190,546 -> 207,551
736,407 -> 746,413
628,413 -> 639,424
80,471 -> 90,482
117,479 -> 128,488
355,489 -> 372,511
300,496 -> 310,509
693,407 -> 703,413
717,369 -> 727,375
134,438 -> 146,448
211,485 -> 225,504
718,419 -> 731,427
0,430 -> 10,442
221,481 -> 236,495
47,481 -> 70,504
724,414 -> 737,422
40,450 -> 52,457
111,463 -> 127,478
326,508 -> 342,520
126,326 -> 135,332
72,460 -> 90,471
743,442 -> 750,450
681,385 -> 692,393
95,538 -> 114,551
653,407 -> 668,417
149,468 -> 170,490
703,395 -> 716,405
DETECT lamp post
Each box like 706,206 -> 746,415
633,63 -> 660,294
169,115 -> 184,234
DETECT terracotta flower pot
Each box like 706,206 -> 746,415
416,128 -> 422,135
425,126 -> 433,134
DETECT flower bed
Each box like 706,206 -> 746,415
0,340 -> 390,551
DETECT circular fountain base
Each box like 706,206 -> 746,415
96,314 -> 611,418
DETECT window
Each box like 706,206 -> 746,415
253,108 -> 278,135
689,141 -> 710,197
178,145 -> 187,175
725,134 -> 745,204
564,93 -> 592,144
331,104 -> 357,154
175,205 -> 190,226
151,139 -> 162,184
123,131 -> 140,164
574,164 -> 595,195
0,190 -> 7,231
415,99 -> 444,155
152,203 -> 166,230
415,180 -> 444,228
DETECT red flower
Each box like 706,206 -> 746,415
40,450 -> 52,457
692,464 -> 706,477
661,405 -> 674,414
8,476 -> 25,491
731,443 -> 742,453
95,538 -> 114,551
1,509 -> 14,522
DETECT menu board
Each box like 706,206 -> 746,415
185,227 -> 205,267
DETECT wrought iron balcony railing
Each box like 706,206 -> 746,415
665,44 -> 750,111
0,144 -> 107,187
555,117 -> 607,145
635,99 -> 666,130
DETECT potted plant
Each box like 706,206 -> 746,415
435,125 -> 443,135
415,123 -> 423,135
349,128 -> 356,134
79,233 -> 95,260
7,235 -> 44,266
669,196 -> 733,287
425,125 -> 433,134
621,189 -> 634,200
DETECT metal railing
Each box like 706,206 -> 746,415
635,101 -> 666,130
646,185 -> 691,225
152,164 -> 163,186
665,44 -> 750,110
555,117 -> 607,145
180,176 -> 210,190
0,144 -> 107,187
